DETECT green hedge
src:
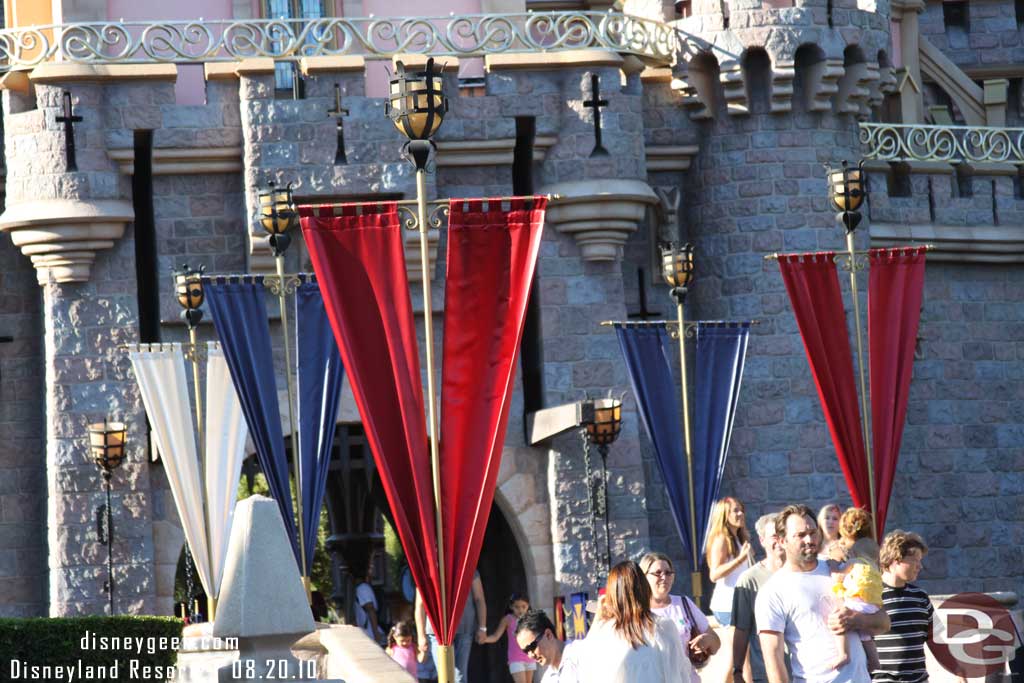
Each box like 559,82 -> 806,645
0,616 -> 183,681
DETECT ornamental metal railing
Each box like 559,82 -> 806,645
0,12 -> 680,70
860,122 -> 1024,165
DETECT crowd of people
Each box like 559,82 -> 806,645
361,497 -> 939,683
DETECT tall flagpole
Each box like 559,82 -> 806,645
387,57 -> 450,681
674,294 -> 702,601
828,161 -> 877,539
275,252 -> 309,597
259,185 -> 311,599
174,266 -> 217,621
414,154 -> 452,681
188,327 -> 217,621
844,232 -> 877,539
660,243 -> 702,599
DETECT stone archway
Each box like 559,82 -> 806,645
492,445 -> 555,613
461,446 -> 554,681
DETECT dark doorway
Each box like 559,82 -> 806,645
469,502 -> 529,683
323,424 -> 390,626
321,424 -> 530,682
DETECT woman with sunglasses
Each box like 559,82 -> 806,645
576,560 -> 691,683
641,551 -> 721,683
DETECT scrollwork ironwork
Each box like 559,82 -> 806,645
0,12 -> 679,70
429,204 -> 449,229
666,320 -> 698,340
264,274 -> 303,296
860,123 -> 1024,165
834,253 -> 869,273
397,206 -> 418,231
396,204 -> 451,231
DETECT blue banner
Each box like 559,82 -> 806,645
614,325 -> 694,564
694,323 -> 750,555
296,282 -> 345,571
614,322 -> 749,570
203,277 -> 299,565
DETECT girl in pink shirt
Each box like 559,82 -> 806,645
484,593 -> 538,682
386,620 -> 420,677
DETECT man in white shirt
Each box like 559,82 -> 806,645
514,609 -> 580,683
353,553 -> 384,643
756,504 -> 890,683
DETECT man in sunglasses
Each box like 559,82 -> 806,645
514,609 -> 580,682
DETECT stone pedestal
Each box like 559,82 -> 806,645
212,495 -> 316,682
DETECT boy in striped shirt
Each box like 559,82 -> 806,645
873,531 -> 932,683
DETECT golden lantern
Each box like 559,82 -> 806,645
88,421 -> 127,475
660,242 -> 695,291
826,160 -> 866,214
386,58 -> 447,142
586,397 -> 623,447
258,183 -> 299,256
173,264 -> 205,329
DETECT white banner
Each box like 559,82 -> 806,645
204,343 -> 248,594
129,345 -> 213,598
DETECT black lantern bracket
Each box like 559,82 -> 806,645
173,263 -> 206,329
385,58 -> 449,172
257,182 -> 299,257
825,160 -> 867,235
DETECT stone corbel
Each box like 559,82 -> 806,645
720,63 -> 749,116
771,61 -> 795,114
540,179 -> 658,261
807,58 -> 845,112
878,65 -> 898,96
671,74 -> 714,120
0,199 -> 135,284
835,61 -> 879,119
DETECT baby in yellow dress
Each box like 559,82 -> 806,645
830,561 -> 883,671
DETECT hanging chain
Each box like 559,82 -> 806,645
597,443 -> 612,580
580,427 -> 601,590
184,546 -> 195,623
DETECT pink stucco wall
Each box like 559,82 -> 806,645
361,0 -> 483,97
108,0 -> 234,104
102,0 -> 485,102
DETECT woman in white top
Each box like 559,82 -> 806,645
707,497 -> 753,626
641,552 -> 720,683
706,497 -> 753,682
577,560 -> 691,683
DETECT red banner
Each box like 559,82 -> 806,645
438,197 -> 546,643
868,247 -> 926,537
301,197 -> 546,645
778,253 -> 869,510
299,203 -> 440,626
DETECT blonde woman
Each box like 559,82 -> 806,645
838,507 -> 880,567
816,503 -> 842,561
706,497 -> 753,628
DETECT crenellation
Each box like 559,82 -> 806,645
835,59 -> 881,117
